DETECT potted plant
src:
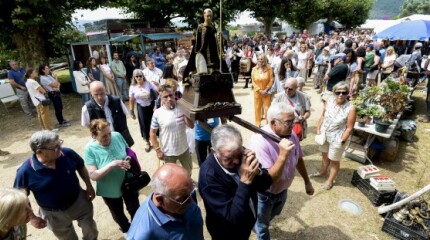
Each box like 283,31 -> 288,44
355,105 -> 367,127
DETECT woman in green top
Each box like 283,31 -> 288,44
365,44 -> 380,87
84,119 -> 139,236
0,188 -> 30,240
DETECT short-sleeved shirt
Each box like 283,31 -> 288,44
7,68 -> 26,87
25,79 -> 46,107
14,148 -> 84,210
248,125 -> 303,194
143,67 -> 163,84
40,75 -> 57,92
129,81 -> 157,107
84,131 -> 127,198
151,106 -> 188,156
127,193 -> 204,240
327,63 -> 348,91
194,118 -> 220,141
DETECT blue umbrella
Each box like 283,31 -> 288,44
372,20 -> 430,41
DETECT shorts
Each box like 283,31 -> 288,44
319,140 -> 347,161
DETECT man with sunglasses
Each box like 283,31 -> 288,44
323,52 -> 348,97
248,102 -> 314,240
150,85 -> 194,174
14,130 -> 98,240
127,163 -> 203,240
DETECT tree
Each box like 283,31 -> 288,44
282,0 -> 323,30
0,0 -> 105,68
399,0 -> 430,17
114,0 -> 245,29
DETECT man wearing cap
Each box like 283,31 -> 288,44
324,53 -> 348,93
406,42 -> 422,70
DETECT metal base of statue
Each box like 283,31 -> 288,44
177,71 -> 242,121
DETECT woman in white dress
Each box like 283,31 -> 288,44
99,56 -> 120,96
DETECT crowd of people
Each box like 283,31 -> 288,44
3,19 -> 430,239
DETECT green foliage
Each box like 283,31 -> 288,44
369,0 -> 404,19
0,43 -> 19,69
399,0 -> 430,17
56,69 -> 71,83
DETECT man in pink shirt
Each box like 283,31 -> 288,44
248,102 -> 314,240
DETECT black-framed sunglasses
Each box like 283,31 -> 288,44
159,187 -> 196,206
40,139 -> 64,152
135,75 -> 143,78
334,91 -> 349,96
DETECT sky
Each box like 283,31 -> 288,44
72,8 -> 258,26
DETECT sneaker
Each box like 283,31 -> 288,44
123,232 -> 128,239
60,122 -> 71,127
51,128 -> 59,133
62,119 -> 70,124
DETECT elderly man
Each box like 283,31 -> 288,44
110,52 -> 129,101
81,81 -> 134,146
198,124 -> 295,240
7,60 -> 36,116
324,53 -> 348,92
14,130 -> 98,240
248,102 -> 314,240
143,58 -> 163,86
127,163 -> 203,240
273,78 -> 311,140
150,85 -> 194,174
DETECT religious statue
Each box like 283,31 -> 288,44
183,8 -> 226,84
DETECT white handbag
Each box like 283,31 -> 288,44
314,130 -> 326,146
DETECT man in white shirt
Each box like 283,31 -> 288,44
150,84 -> 194,174
143,58 -> 163,86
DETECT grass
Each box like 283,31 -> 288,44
56,69 -> 71,83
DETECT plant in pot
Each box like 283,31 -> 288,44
355,105 -> 367,127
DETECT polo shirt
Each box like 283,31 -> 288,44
14,148 -> 83,210
248,125 -> 303,194
327,63 -> 348,91
7,68 -> 26,87
127,193 -> 204,240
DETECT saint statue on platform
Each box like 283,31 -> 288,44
183,8 -> 227,84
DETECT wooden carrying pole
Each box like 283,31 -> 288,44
219,0 -> 222,72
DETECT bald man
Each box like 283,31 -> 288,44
127,164 -> 203,240
272,78 -> 311,140
81,81 -> 134,146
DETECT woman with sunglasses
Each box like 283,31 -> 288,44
129,69 -> 158,152
251,53 -> 274,127
313,81 -> 356,190
84,119 -> 139,238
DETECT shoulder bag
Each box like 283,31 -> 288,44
35,95 -> 52,106
121,148 -> 150,196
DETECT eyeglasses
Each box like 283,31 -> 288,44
275,119 -> 294,127
159,187 -> 196,206
40,139 -> 64,152
135,75 -> 143,78
161,94 -> 174,99
284,87 -> 296,91
334,91 -> 349,96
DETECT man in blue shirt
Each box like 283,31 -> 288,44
127,163 -> 203,240
7,60 -> 36,116
14,130 -> 98,240
151,47 -> 166,70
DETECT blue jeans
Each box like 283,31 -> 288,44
255,190 -> 288,240
115,77 -> 128,100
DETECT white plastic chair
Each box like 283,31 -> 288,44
0,83 -> 19,113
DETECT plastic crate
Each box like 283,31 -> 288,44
351,171 -> 397,206
382,194 -> 430,240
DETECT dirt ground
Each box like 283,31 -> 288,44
0,76 -> 429,240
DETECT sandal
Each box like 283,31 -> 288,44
322,182 -> 333,190
309,172 -> 325,178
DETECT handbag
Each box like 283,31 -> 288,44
121,148 -> 151,195
314,130 -> 326,146
35,96 -> 52,106
150,88 -> 158,102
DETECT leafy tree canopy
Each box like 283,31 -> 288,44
399,0 -> 430,17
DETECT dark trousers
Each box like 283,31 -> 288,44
427,76 -> 430,117
48,91 -> 65,124
195,140 -> 211,166
137,101 -> 154,141
102,191 -> 139,233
